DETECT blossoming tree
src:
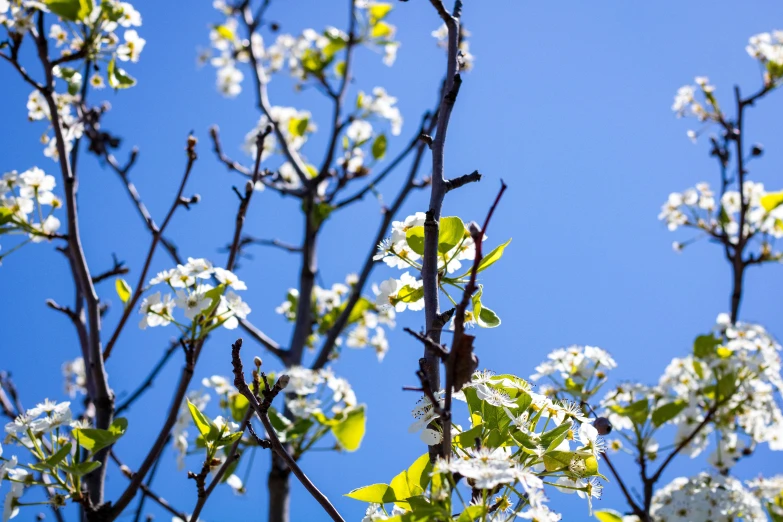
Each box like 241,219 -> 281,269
0,1 -> 781,522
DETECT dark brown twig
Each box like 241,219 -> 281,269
103,136 -> 199,361
231,339 -> 345,522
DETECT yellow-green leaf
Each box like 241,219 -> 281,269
45,0 -> 92,21
213,24 -> 235,41
115,278 -> 132,304
372,133 -> 387,160
187,399 -> 217,441
438,216 -> 467,254
368,3 -> 393,24
371,21 -> 394,39
594,510 -> 624,522
405,225 -> 425,256
761,191 -> 783,212
344,483 -> 396,503
331,405 -> 365,451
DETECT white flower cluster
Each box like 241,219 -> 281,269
205,1 -> 399,98
657,314 -> 783,460
282,366 -> 357,419
6,1 -> 144,137
672,76 -> 717,122
243,106 -> 315,171
530,345 -> 617,399
747,475 -> 783,519
0,167 -> 61,264
356,88 -> 403,137
746,31 -> 783,70
2,399 -> 76,520
650,473 -> 766,522
140,258 -> 251,332
275,274 -> 394,361
659,180 -> 783,259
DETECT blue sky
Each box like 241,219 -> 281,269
2,1 -> 783,520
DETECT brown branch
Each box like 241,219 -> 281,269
421,0 -> 463,415
188,409 -> 255,522
32,13 -> 112,503
444,170 -> 482,193
311,108 -> 438,370
602,451 -> 646,520
240,6 -> 311,188
314,0 -> 358,185
332,111 -> 436,209
231,339 -> 345,522
226,127 -> 272,271
648,404 -> 719,485
91,257 -> 129,284
109,451 -> 189,522
103,136 -> 198,361
110,340 -> 204,519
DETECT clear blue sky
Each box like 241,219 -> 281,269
2,1 -> 783,520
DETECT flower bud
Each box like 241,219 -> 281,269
276,374 -> 290,390
594,417 -> 612,435
254,356 -> 263,368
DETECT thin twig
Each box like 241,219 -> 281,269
103,136 -> 199,361
231,339 -> 345,522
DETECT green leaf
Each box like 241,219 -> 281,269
107,57 -> 136,89
397,285 -> 424,304
289,117 -> 310,138
322,36 -> 346,60
651,400 -> 687,428
594,510 -> 624,522
458,505 -> 486,522
331,406 -> 365,451
43,443 -> 72,469
623,398 -> 650,425
187,399 -> 218,442
372,133 -> 387,160
694,334 -> 720,358
215,431 -> 243,449
761,191 -> 783,212
115,278 -> 132,304
368,3 -> 393,24
370,21 -> 394,39
541,420 -> 573,451
390,470 -> 412,506
405,226 -> 425,256
213,24 -> 236,41
109,417 -> 128,437
62,460 -> 101,477
472,285 -> 501,328
0,208 -> 14,227
72,426 -> 123,454
310,202 -> 334,228
335,61 -> 347,77
45,0 -> 92,21
344,483 -> 396,503
457,239 -> 512,278
438,216 -> 466,254
230,393 -> 250,422
268,407 -> 293,431
405,453 -> 431,495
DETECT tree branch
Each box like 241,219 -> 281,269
231,339 -> 345,522
311,108 -> 438,370
103,136 -> 199,361
32,13 -> 112,503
